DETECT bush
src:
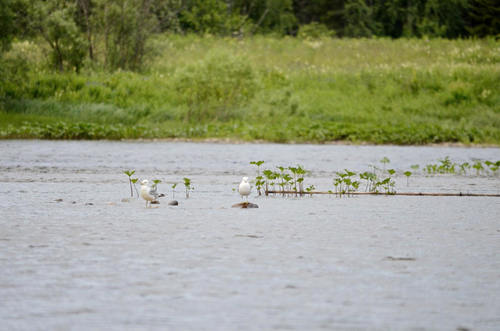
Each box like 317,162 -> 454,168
173,53 -> 257,121
297,22 -> 335,39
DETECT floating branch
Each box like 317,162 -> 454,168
265,190 -> 500,197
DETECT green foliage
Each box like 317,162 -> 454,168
124,169 -> 135,197
344,0 -> 374,37
31,1 -> 87,72
1,37 -> 499,145
250,160 -> 265,194
0,0 -> 16,52
333,169 -> 360,197
416,0 -> 469,38
173,53 -> 257,122
250,160 -> 265,167
467,0 -> 500,37
183,177 -> 193,198
124,170 -> 135,177
360,171 -> 378,192
297,22 -> 335,39
180,0 -> 244,35
94,0 -> 157,70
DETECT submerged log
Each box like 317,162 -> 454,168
265,190 -> 500,197
232,202 -> 259,208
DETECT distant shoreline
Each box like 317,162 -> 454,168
2,136 -> 499,148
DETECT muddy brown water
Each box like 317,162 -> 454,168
1,140 -> 499,330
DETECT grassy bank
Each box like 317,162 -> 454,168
1,35 -> 499,144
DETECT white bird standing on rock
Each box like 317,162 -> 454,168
140,180 -> 164,208
238,177 -> 251,201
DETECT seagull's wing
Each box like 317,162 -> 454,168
149,186 -> 159,199
149,185 -> 165,199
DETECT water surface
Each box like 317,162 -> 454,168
1,140 -> 499,330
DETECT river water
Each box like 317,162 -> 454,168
1,140 -> 499,330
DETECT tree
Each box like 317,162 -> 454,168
297,0 -> 344,35
152,0 -> 184,33
0,0 -> 18,52
232,0 -> 297,35
94,0 -> 158,70
75,0 -> 94,60
417,0 -> 468,38
30,0 -> 87,72
468,0 -> 500,37
180,0 -> 244,34
344,0 -> 373,37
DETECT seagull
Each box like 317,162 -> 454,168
238,177 -> 251,201
140,180 -> 165,208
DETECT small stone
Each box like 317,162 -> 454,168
85,202 -> 93,206
55,199 -> 63,202
121,198 -> 131,203
168,200 -> 179,206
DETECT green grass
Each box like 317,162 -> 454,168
1,35 -> 499,144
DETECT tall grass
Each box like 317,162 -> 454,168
1,35 -> 499,144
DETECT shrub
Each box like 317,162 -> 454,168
173,53 -> 257,121
297,22 -> 335,39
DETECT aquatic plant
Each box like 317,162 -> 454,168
425,163 -> 437,175
282,173 -> 293,196
333,169 -> 359,197
288,166 -> 298,193
404,171 -> 412,186
238,157 -> 499,199
183,177 -> 193,198
262,169 -> 277,195
296,165 -> 307,194
438,156 -> 456,174
359,171 -> 377,192
374,177 -> 396,195
380,157 -> 390,172
472,160 -> 484,176
276,166 -> 287,194
250,161 -> 265,195
255,175 -> 265,196
171,183 -> 178,199
485,160 -> 500,175
124,170 -> 136,197
130,178 -> 139,197
305,185 -> 315,196
459,162 -> 470,175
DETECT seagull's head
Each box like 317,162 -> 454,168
242,176 -> 249,182
140,179 -> 149,186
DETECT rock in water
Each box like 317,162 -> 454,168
168,200 -> 179,206
232,202 -> 259,209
